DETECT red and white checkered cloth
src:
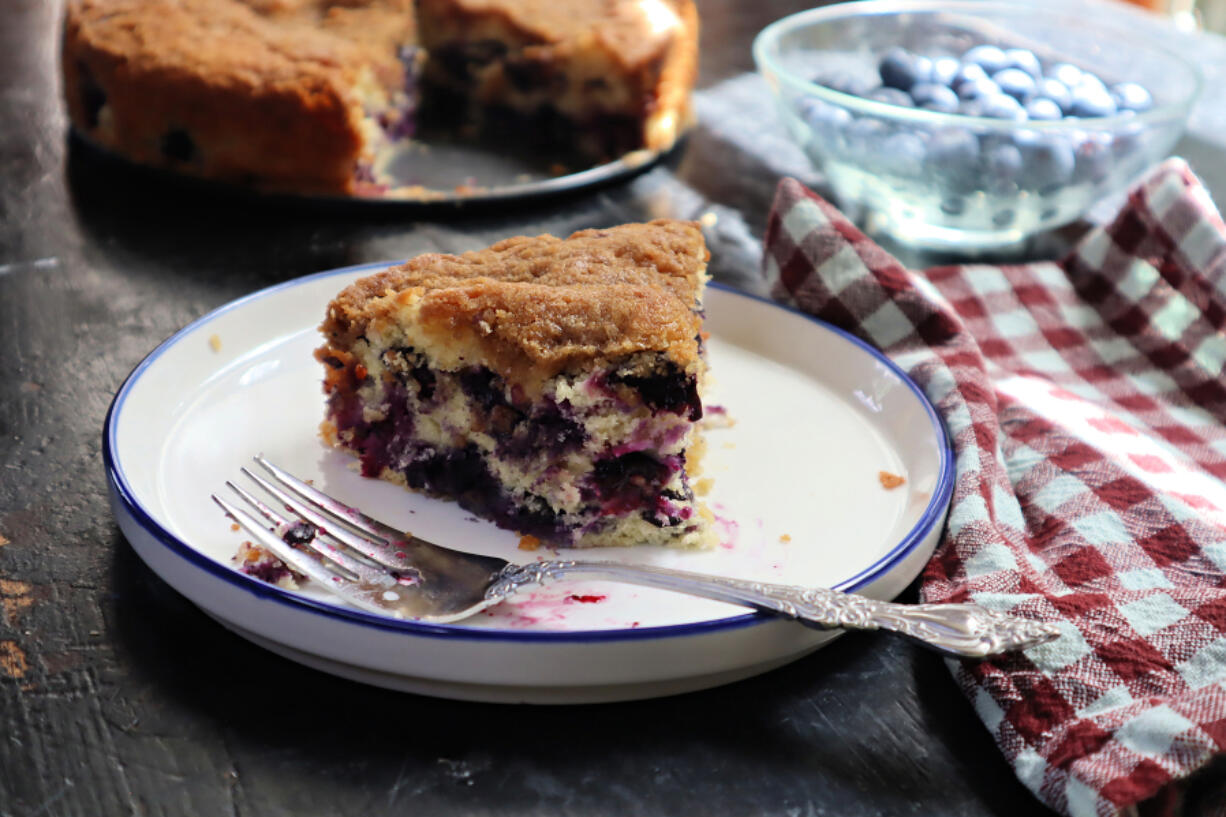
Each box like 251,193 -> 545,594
762,159 -> 1226,817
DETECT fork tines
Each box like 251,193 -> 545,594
212,456 -> 422,602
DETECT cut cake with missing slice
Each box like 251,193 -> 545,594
316,219 -> 713,548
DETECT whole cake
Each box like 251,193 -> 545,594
61,0 -> 699,197
315,219 -> 713,548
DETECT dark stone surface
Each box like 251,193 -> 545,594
1,0 -> 1223,815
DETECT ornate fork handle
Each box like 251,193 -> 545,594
488,561 -> 1059,659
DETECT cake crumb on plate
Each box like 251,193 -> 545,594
879,471 -> 906,489
208,334 -> 222,352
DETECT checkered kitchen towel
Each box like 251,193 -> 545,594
762,159 -> 1226,817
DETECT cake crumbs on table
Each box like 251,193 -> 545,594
878,471 -> 906,489
229,523 -> 240,532
779,533 -> 792,543
208,333 -> 222,352
518,535 -> 541,551
699,211 -> 718,229
694,477 -> 714,496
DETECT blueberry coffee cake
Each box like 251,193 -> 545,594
61,0 -> 698,197
315,220 -> 713,548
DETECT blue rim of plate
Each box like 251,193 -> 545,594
103,263 -> 955,643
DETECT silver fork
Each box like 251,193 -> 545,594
212,456 -> 1060,659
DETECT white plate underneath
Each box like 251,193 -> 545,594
104,264 -> 953,704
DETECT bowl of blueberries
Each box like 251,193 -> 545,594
753,1 -> 1202,250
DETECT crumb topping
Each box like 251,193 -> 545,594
65,0 -> 414,88
320,220 -> 709,384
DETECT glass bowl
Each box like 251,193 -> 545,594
753,1 -> 1202,251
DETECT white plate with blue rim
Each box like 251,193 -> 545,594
104,262 -> 954,704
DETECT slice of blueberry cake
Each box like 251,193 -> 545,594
316,220 -> 713,548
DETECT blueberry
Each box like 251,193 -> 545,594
928,128 -> 979,164
881,132 -> 927,176
1112,82 -> 1153,113
1024,97 -> 1064,121
160,129 -> 195,162
1048,62 -> 1083,88
940,196 -> 967,216
879,47 -> 924,91
1070,85 -> 1118,118
867,86 -> 915,107
910,82 -> 959,113
1004,48 -> 1042,78
1075,72 -> 1110,98
930,56 -> 960,87
1073,132 -> 1114,184
993,68 -> 1037,101
1112,124 -> 1143,159
958,76 -> 1000,101
609,363 -> 701,419
985,142 -> 1024,193
927,127 -> 981,192
951,62 -> 989,90
963,45 -> 1010,75
815,71 -> 872,97
958,98 -> 986,117
911,55 -> 934,85
992,209 -> 1017,227
77,62 -> 107,129
1014,130 -> 1074,191
846,117 -> 890,155
1034,77 -> 1073,113
798,96 -> 853,132
979,92 -> 1028,121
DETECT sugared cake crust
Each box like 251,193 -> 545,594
320,220 -> 708,389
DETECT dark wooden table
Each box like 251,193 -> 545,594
3,1 -> 1225,815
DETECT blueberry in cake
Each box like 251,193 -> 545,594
61,0 -> 699,197
316,220 -> 713,548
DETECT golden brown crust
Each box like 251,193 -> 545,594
62,0 -> 413,193
320,220 -> 709,384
